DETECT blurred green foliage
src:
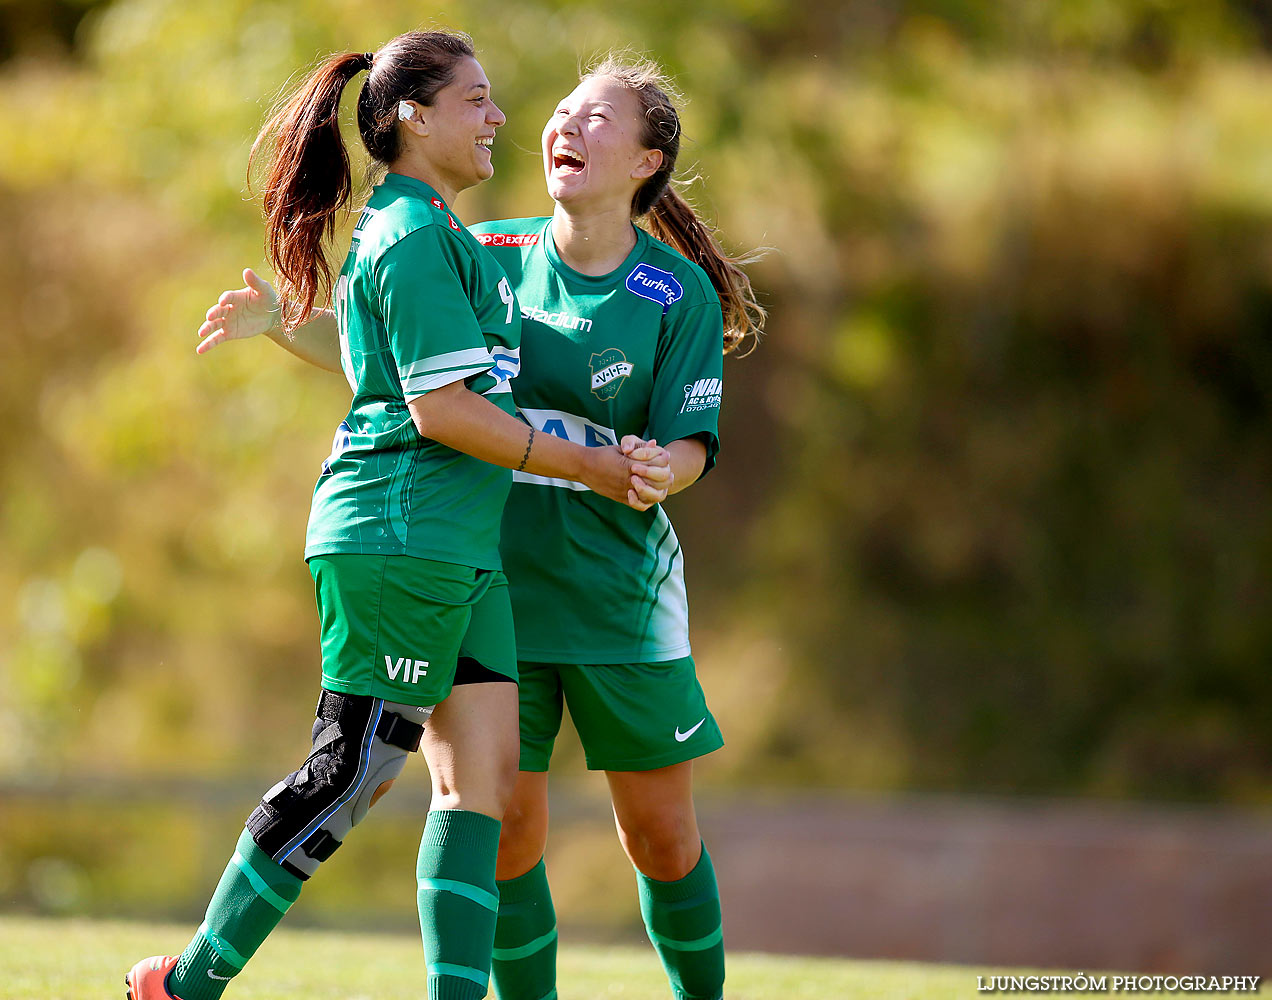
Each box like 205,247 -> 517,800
1,0 -> 1270,811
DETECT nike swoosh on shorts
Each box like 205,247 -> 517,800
674,719 -> 706,742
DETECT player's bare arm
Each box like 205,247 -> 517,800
196,267 -> 342,372
409,380 -> 669,510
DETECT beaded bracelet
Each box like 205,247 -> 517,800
516,426 -> 536,472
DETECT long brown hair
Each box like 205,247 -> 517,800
584,55 -> 766,355
249,31 -> 475,331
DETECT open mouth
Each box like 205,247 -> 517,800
553,148 -> 585,174
476,137 -> 493,151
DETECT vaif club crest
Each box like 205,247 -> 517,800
589,348 -> 634,401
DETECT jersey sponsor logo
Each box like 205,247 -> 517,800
490,345 -> 521,382
674,718 -> 706,742
477,232 -> 542,247
447,214 -> 460,231
513,408 -> 617,490
525,408 -> 616,448
385,655 -> 430,685
680,377 -> 722,414
626,263 -> 684,309
522,305 -> 592,332
589,348 -> 634,400
321,419 -> 353,475
431,197 -> 444,209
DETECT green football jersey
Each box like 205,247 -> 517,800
471,218 -> 724,663
304,174 -> 521,569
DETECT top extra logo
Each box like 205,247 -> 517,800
626,263 -> 683,310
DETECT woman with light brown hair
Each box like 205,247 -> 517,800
199,53 -> 763,1000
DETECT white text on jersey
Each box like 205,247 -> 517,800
476,232 -> 541,247
513,408 -> 618,490
680,377 -> 723,414
522,305 -> 593,333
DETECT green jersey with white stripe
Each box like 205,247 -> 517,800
304,174 -> 521,569
471,218 -> 724,663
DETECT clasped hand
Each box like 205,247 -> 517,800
618,436 -> 673,512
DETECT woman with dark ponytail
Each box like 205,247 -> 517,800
128,33 -> 669,1000
199,51 -> 762,1000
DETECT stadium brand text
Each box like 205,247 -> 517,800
523,305 -> 593,332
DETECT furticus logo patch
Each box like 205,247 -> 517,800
477,233 -> 542,247
680,377 -> 722,414
626,264 -> 684,309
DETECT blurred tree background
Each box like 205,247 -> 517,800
2,0 -> 1271,929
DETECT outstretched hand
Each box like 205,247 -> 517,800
196,268 -> 280,354
620,435 -> 673,510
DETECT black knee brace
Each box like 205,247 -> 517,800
247,691 -> 429,879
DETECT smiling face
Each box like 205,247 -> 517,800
541,75 -> 662,213
407,56 -> 505,200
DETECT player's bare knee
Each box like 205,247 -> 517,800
620,814 -> 699,880
628,838 -> 699,881
496,831 -> 545,880
500,795 -> 534,837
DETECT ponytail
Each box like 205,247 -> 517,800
249,31 -> 475,333
250,51 -> 369,333
644,187 -> 766,356
584,54 -> 766,356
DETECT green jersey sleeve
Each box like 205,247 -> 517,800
374,227 -> 495,399
646,298 -> 725,476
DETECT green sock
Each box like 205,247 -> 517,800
167,828 -> 303,1000
417,808 -> 502,1000
491,858 -> 558,1000
636,844 -> 725,1000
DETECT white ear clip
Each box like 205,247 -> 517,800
397,100 -> 414,122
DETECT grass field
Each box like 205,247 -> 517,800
0,913 -> 1015,1000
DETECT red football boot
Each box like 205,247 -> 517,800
124,955 -> 179,999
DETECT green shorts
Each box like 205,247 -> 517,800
309,554 -> 517,708
517,657 -> 723,772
